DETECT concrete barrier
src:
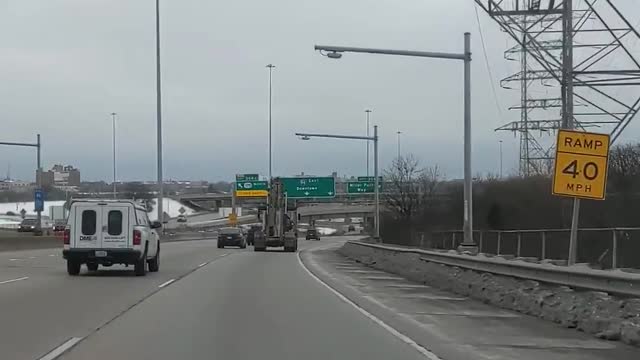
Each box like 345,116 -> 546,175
338,241 -> 640,347
0,235 -> 62,252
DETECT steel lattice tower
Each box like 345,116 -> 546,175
474,0 -> 640,176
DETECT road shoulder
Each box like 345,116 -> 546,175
299,245 -> 639,360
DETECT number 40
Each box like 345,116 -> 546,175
562,160 -> 599,180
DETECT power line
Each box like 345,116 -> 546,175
474,5 -> 506,124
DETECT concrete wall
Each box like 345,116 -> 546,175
338,241 -> 640,347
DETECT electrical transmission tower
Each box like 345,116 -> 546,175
475,0 -> 640,176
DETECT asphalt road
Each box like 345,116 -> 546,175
2,236 -> 638,360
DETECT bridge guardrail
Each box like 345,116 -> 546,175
348,240 -> 640,298
412,228 -> 640,270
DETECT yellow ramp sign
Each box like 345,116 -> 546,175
228,213 -> 238,226
552,130 -> 610,200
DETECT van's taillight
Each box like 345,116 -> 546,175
63,229 -> 70,245
133,230 -> 142,245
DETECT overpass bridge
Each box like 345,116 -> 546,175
297,203 -> 375,223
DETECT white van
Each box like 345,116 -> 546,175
62,200 -> 161,276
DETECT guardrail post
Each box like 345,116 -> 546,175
541,231 -> 546,260
497,231 -> 501,255
612,230 -> 618,269
517,232 -> 522,258
452,232 -> 456,249
479,231 -> 484,253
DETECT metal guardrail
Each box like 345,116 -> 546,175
414,227 -> 640,270
348,240 -> 640,298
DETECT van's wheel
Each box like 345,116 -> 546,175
67,260 -> 81,275
148,245 -> 160,272
87,263 -> 98,272
134,249 -> 147,276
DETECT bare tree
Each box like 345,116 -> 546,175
384,154 -> 441,221
608,143 -> 640,193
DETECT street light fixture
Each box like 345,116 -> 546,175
295,127 -> 380,239
314,33 -> 476,251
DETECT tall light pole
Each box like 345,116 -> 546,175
365,109 -> 372,176
266,64 -> 276,181
155,0 -> 164,224
499,140 -> 503,179
315,32 -> 476,251
396,131 -> 402,159
111,112 -> 117,199
295,127 -> 380,239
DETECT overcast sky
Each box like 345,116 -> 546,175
1,0 -> 639,182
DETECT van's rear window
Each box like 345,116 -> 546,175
108,211 -> 123,235
81,210 -> 97,235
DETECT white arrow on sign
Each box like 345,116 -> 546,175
328,192 -> 334,195
304,191 -> 310,196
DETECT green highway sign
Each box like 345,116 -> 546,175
236,180 -> 268,197
281,177 -> 335,198
357,176 -> 383,182
236,174 -> 259,181
347,181 -> 381,194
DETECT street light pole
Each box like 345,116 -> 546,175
365,109 -> 371,176
295,130 -> 380,239
36,134 -> 42,232
155,0 -> 164,224
373,125 -> 379,239
1,136 -> 42,231
267,64 -> 276,181
315,32 -> 476,251
111,112 -> 117,199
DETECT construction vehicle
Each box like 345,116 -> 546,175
253,178 -> 298,252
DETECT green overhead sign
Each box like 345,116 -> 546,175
357,176 -> 383,182
236,174 -> 259,181
236,180 -> 268,197
347,181 -> 381,194
281,177 -> 335,198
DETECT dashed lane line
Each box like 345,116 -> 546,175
0,276 -> 29,285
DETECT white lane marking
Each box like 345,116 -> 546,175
198,262 -> 208,267
38,337 -> 83,360
297,252 -> 442,360
9,258 -> 20,261
219,253 -> 229,257
49,254 -> 56,257
158,279 -> 175,288
362,276 -> 405,281
29,256 -> 37,259
0,276 -> 29,285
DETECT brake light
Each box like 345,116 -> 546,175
133,229 -> 142,245
63,229 -> 70,245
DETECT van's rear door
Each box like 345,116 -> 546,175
73,204 -> 102,249
102,205 -> 130,249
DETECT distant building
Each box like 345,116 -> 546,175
0,179 -> 32,192
37,164 -> 81,187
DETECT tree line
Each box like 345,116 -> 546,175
381,142 -> 640,242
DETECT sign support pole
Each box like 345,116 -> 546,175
562,0 -> 579,265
